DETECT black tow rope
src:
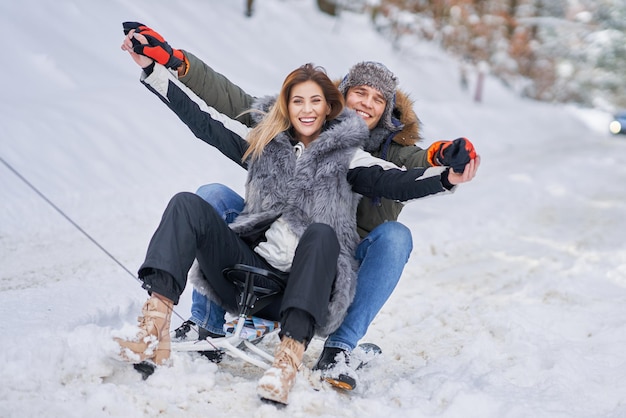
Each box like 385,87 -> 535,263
1,156 -> 139,281
1,156 -> 193,324
0,157 -> 197,324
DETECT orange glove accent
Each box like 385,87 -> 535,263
427,140 -> 449,166
427,137 -> 476,173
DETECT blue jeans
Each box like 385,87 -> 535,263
189,184 -> 244,335
192,184 -> 413,349
324,221 -> 412,351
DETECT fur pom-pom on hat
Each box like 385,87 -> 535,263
338,61 -> 399,131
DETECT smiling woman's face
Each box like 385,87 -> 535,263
288,80 -> 331,145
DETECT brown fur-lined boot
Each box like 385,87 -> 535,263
257,336 -> 305,405
115,293 -> 173,366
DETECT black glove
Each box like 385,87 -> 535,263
427,137 -> 477,173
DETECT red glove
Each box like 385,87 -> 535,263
122,22 -> 184,69
427,137 -> 477,173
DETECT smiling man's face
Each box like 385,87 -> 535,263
345,85 -> 387,130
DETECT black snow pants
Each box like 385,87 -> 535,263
138,192 -> 339,341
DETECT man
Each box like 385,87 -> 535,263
122,22 -> 479,390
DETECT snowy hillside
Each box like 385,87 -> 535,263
1,1 -> 625,417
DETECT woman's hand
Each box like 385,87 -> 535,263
447,155 -> 481,185
120,30 -> 154,68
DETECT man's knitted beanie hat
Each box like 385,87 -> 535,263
338,61 -> 398,131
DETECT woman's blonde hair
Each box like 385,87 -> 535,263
242,63 -> 345,162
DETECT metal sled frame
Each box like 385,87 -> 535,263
172,264 -> 286,369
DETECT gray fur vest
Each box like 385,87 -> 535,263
191,106 -> 368,336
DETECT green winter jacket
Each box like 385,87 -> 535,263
180,50 -> 432,238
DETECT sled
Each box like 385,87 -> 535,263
171,263 -> 286,369
169,263 -> 383,388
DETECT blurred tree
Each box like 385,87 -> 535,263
245,0 -> 254,17
361,0 -> 626,110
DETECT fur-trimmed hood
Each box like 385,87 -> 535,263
391,89 -> 422,146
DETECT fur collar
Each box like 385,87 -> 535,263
392,89 -> 422,146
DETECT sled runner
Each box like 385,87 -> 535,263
163,264 -> 382,389
171,263 -> 286,369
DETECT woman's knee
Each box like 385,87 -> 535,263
301,223 -> 340,256
306,223 -> 339,246
169,191 -> 200,209
168,191 -> 218,222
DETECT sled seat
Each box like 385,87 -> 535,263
172,264 -> 285,369
223,263 -> 286,318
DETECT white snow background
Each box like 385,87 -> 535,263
1,1 -> 625,417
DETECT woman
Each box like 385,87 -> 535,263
118,63 -> 368,405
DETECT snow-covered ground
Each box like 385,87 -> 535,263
1,1 -> 625,417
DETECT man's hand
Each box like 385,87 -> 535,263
447,155 -> 481,185
121,22 -> 184,69
427,137 -> 477,173
121,29 -> 154,68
